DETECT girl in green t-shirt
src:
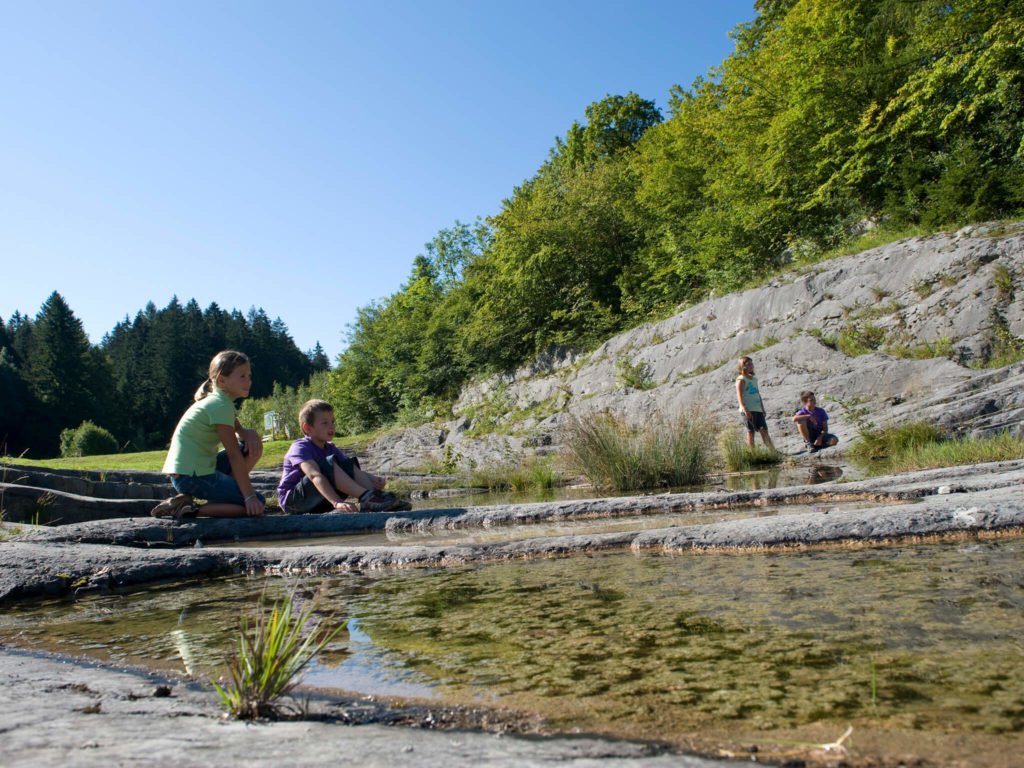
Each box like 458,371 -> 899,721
152,350 -> 266,519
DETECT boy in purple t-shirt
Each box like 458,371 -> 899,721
792,391 -> 839,453
277,399 -> 411,513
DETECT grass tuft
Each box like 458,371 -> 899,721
213,591 -> 346,720
718,428 -> 784,471
563,409 -> 715,492
849,421 -> 1024,475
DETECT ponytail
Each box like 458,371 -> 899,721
193,378 -> 214,402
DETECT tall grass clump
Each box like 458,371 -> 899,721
850,421 -> 1024,475
848,421 -> 946,467
213,591 -> 346,720
718,428 -> 783,471
885,431 -> 1024,473
564,410 -> 714,492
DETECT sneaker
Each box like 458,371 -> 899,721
385,494 -> 413,512
808,443 -> 821,454
357,491 -> 402,513
151,494 -> 193,518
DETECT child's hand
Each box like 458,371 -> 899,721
241,429 -> 264,461
332,501 -> 357,513
245,495 -> 265,517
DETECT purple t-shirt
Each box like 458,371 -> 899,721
796,406 -> 829,437
277,437 -> 349,508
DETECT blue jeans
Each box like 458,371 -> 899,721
170,447 -> 266,505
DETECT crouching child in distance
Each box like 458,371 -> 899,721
792,391 -> 839,453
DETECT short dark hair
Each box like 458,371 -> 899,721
800,390 -> 816,402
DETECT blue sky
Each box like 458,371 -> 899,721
1,0 -> 754,362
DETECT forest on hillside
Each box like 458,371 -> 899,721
322,0 -> 1024,434
3,0 -> 1022,454
0,294 -> 328,457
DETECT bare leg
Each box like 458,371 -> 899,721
195,503 -> 250,518
758,428 -> 775,451
746,431 -> 755,449
331,461 -> 371,498
794,420 -> 813,444
351,465 -> 385,491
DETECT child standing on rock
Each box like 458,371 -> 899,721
152,350 -> 265,519
736,356 -> 775,450
276,399 -> 410,514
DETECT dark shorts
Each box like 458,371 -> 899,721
169,444 -> 266,506
284,453 -> 360,514
807,426 -> 838,446
741,411 -> 768,432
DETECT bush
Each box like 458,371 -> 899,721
59,421 -> 119,458
564,409 -> 714,492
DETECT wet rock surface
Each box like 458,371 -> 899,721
3,460 -> 1022,604
0,647 -> 729,768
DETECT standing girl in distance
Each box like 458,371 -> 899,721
735,356 -> 775,451
152,350 -> 266,519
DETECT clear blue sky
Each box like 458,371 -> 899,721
1,0 -> 754,363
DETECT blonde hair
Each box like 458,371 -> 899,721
737,356 -> 753,374
194,350 -> 251,401
299,399 -> 333,428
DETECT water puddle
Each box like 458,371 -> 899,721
406,464 -> 850,509
2,536 -> 1023,749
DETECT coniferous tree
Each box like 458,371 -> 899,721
23,292 -> 108,454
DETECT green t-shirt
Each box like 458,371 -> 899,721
161,389 -> 237,476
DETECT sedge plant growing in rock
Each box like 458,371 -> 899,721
564,409 -> 715,492
213,591 -> 346,720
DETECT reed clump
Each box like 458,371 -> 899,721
850,421 -> 1024,475
564,410 -> 715,492
213,591 -> 346,720
718,428 -> 783,471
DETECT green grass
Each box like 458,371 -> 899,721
564,410 -> 715,492
470,457 -> 558,494
213,591 -> 346,720
849,421 -> 1024,475
717,428 -> 784,472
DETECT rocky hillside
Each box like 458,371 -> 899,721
369,222 -> 1024,473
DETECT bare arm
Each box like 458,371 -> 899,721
736,378 -> 748,415
299,459 -> 351,509
217,424 -> 264,516
235,419 -> 263,461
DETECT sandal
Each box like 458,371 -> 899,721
151,493 -> 194,518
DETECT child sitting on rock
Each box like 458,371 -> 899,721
792,391 -> 839,453
153,350 -> 266,519
276,399 -> 410,513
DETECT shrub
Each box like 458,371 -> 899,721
59,421 -> 118,458
563,409 -> 715,492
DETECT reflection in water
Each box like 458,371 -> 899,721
1,538 -> 1022,748
722,464 -> 843,491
